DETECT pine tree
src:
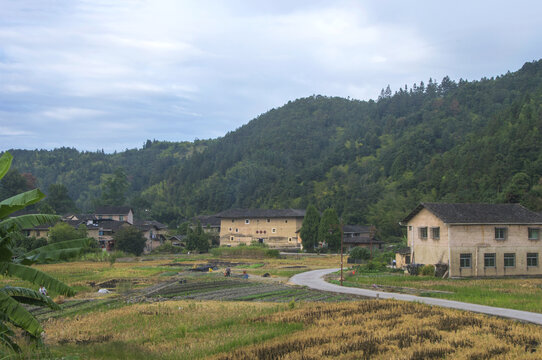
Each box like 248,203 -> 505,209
300,205 -> 320,251
317,208 -> 341,251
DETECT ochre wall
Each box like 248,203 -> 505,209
220,217 -> 303,248
406,208 -> 449,265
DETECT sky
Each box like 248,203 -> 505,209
1,1 -> 541,153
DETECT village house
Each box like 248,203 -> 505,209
400,203 -> 542,277
342,225 -> 383,252
192,215 -> 221,235
217,209 -> 306,249
134,220 -> 168,253
94,206 -> 134,224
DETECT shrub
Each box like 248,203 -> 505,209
152,240 -> 183,254
265,249 -> 280,258
349,247 -> 371,260
358,260 -> 386,273
406,263 -> 424,276
113,227 -> 146,256
420,264 -> 435,276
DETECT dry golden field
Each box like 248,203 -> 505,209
215,300 -> 542,360
5,256 -> 542,359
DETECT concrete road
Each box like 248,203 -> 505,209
290,268 -> 542,326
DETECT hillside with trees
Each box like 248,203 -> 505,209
7,60 -> 542,242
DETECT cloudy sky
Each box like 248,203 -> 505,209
1,1 -> 541,152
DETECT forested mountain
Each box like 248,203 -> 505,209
7,60 -> 542,241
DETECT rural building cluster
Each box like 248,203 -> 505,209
19,202 -> 542,278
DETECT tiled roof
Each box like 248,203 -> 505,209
342,225 -> 372,233
343,236 -> 383,245
94,206 -> 132,215
401,203 -> 542,225
192,215 -> 221,227
134,220 -> 168,230
216,209 -> 306,219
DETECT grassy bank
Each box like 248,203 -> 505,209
336,271 -> 542,313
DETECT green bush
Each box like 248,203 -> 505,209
420,264 -> 435,276
349,247 -> 371,260
264,249 -> 280,258
358,260 -> 386,273
152,240 -> 183,254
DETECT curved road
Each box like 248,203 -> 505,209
290,268 -> 542,326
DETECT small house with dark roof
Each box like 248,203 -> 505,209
342,225 -> 382,251
217,209 -> 306,248
94,206 -> 133,224
400,203 -> 542,277
134,220 -> 168,253
192,215 -> 221,234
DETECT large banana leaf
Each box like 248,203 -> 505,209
0,263 -> 75,297
0,291 -> 41,337
19,238 -> 92,265
0,214 -> 59,232
0,287 -> 60,310
0,189 -> 45,220
24,238 -> 92,256
0,323 -> 19,353
0,153 -> 12,182
21,248 -> 84,265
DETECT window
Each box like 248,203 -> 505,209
504,253 -> 515,267
235,228 -> 239,233
230,236 -> 234,241
418,227 -> 428,239
119,216 -> 124,221
528,228 -> 540,240
460,253 -> 472,268
405,255 -> 411,265
285,220 -> 288,223
409,226 -> 412,231
288,237 -> 292,242
527,253 -> 538,267
36,231 -> 41,237
245,219 -> 250,224
495,227 -> 507,240
99,230 -> 104,236
431,227 -> 440,239
484,253 -> 496,268
231,219 -> 234,223
266,219 -> 270,223
272,228 -> 276,233
229,227 -> 232,231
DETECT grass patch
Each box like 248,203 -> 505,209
37,301 -> 302,360
340,272 -> 542,312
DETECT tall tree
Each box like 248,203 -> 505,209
43,183 -> 78,214
300,205 -> 320,251
0,169 -> 31,199
98,168 -> 128,206
48,222 -> 87,244
317,208 -> 341,251
113,226 -> 146,256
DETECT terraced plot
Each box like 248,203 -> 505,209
148,278 -> 365,302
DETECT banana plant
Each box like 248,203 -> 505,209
0,152 -> 90,351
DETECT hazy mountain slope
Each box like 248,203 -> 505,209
7,60 -> 542,240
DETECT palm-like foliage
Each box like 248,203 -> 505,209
0,152 -> 90,350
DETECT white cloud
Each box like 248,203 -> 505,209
42,107 -> 105,121
0,0 -> 541,152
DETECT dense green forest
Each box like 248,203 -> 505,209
6,60 -> 542,242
